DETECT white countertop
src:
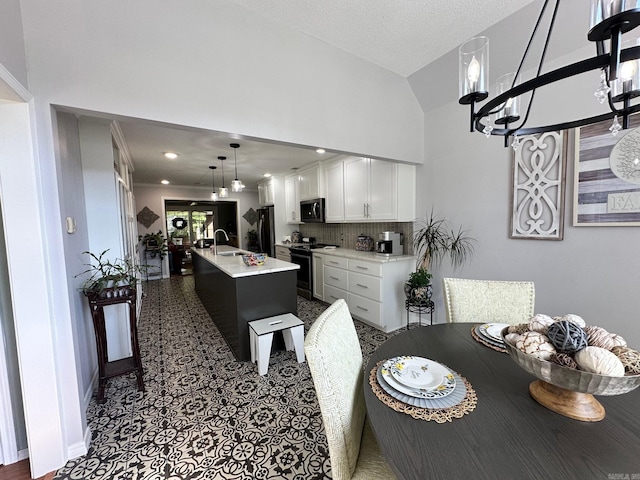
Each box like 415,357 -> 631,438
306,246 -> 415,264
191,246 -> 300,278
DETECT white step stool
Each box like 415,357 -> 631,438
249,313 -> 305,375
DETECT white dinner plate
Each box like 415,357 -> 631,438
481,323 -> 510,342
388,356 -> 447,390
376,364 -> 467,409
380,357 -> 455,399
475,325 -> 506,347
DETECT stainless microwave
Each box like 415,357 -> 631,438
300,198 -> 326,223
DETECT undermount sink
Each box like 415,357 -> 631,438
218,251 -> 242,256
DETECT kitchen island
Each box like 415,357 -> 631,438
191,246 -> 300,361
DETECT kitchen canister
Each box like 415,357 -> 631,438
355,234 -> 374,251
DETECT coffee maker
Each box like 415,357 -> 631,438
376,232 -> 401,256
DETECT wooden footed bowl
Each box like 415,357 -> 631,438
502,328 -> 640,422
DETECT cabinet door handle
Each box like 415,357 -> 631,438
329,261 -> 339,265
329,295 -> 339,301
330,276 -> 340,281
356,305 -> 368,312
356,266 -> 368,270
356,283 -> 368,289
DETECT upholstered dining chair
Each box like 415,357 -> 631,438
443,277 -> 535,325
304,299 -> 396,480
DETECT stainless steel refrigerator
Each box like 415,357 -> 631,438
257,206 -> 275,257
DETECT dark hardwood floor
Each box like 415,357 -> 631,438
0,459 -> 54,480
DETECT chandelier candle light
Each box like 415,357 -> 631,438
230,143 -> 244,192
218,156 -> 229,198
209,166 -> 218,201
459,0 -> 640,149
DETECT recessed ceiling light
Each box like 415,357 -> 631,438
161,179 -> 170,185
316,148 -> 326,154
263,173 -> 272,177
164,152 -> 178,159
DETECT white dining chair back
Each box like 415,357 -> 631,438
443,278 -> 535,325
304,299 -> 396,480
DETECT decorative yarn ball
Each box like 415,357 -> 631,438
508,323 -> 530,335
560,313 -> 586,328
609,334 -> 627,348
516,331 -> 556,361
504,333 -> 521,345
528,314 -> 555,334
546,321 -> 588,353
552,352 -> 579,370
575,346 -> 625,376
611,346 -> 640,375
583,326 -> 614,350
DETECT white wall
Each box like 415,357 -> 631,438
0,0 -> 28,89
412,46 -> 640,343
19,0 -> 423,164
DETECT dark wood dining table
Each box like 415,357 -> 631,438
363,323 -> 640,480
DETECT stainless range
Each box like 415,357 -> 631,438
289,242 -> 338,299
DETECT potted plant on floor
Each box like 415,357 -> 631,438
140,230 -> 168,259
407,209 -> 475,301
77,249 -> 147,300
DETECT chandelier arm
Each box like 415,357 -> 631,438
517,0 -> 561,131
474,46 -> 640,135
512,0 -> 553,83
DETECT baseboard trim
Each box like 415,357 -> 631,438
67,426 -> 91,459
17,448 -> 29,461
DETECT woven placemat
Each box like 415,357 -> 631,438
471,325 -> 508,353
368,361 -> 477,423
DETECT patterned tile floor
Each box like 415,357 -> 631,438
54,275 -> 396,480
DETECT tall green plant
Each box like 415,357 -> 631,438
414,209 -> 476,271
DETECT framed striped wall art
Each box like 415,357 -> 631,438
574,118 -> 640,226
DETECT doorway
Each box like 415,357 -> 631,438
164,200 -> 238,275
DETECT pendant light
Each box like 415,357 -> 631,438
209,165 -> 218,201
230,143 -> 244,192
218,156 -> 229,198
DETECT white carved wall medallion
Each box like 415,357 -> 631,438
510,131 -> 566,240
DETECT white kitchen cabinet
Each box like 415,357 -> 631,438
284,175 -> 301,224
298,163 -> 324,200
319,252 -> 414,332
258,178 -> 275,206
312,253 -> 324,301
275,245 -> 291,262
344,157 -> 397,221
324,159 -> 345,222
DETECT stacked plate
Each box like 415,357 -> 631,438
474,322 -> 510,349
376,356 -> 467,409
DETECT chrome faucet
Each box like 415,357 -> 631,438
213,229 -> 229,255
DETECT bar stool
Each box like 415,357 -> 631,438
249,313 -> 305,375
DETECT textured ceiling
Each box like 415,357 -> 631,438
229,0 -> 537,76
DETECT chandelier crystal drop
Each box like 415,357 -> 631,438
459,0 -> 640,144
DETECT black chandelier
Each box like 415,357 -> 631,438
459,0 -> 640,149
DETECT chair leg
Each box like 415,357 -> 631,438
250,328 -> 257,363
257,333 -> 274,375
286,325 -> 305,364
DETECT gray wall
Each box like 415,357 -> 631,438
409,22 -> 640,343
0,0 -> 28,87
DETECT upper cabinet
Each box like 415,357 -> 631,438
324,159 -> 346,222
324,156 -> 415,223
298,163 -> 324,201
284,174 -> 301,224
257,178 -> 275,206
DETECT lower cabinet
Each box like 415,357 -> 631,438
275,245 -> 291,262
312,253 -> 324,300
321,255 -> 413,332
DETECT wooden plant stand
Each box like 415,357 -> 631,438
86,286 -> 144,403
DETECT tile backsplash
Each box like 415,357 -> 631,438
297,222 -> 413,255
